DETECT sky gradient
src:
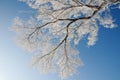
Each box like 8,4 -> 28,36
0,0 -> 120,80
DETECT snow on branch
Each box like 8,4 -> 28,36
12,0 -> 119,79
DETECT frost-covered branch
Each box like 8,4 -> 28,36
12,0 -> 120,79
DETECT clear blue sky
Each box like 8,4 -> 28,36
0,0 -> 120,80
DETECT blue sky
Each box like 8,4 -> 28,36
0,0 -> 120,80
